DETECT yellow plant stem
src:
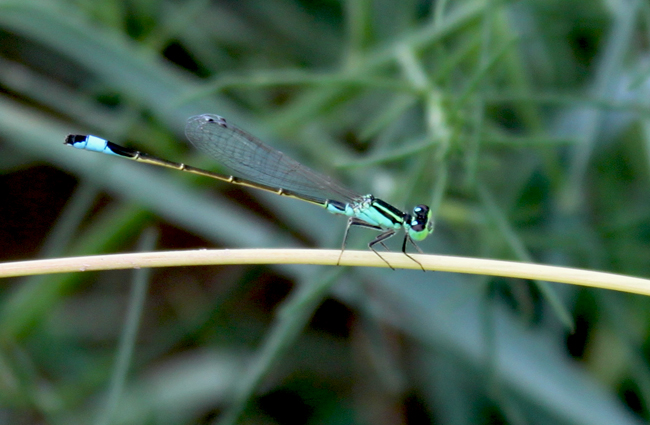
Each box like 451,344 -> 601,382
0,249 -> 649,296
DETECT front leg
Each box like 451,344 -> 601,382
401,234 -> 425,271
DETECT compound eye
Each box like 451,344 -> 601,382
413,204 -> 429,217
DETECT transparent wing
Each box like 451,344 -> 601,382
185,114 -> 361,203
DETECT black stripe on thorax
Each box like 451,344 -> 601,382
371,198 -> 406,224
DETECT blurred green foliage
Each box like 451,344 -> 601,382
1,0 -> 650,424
